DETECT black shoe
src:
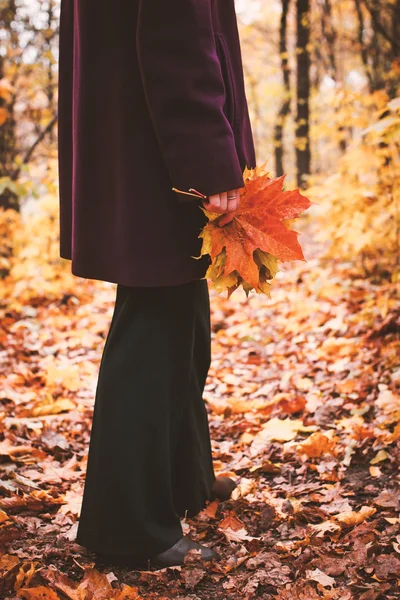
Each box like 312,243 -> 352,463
210,476 -> 237,501
150,535 -> 219,567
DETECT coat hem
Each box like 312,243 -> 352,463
60,253 -> 210,289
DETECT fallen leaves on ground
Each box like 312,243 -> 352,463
0,222 -> 399,599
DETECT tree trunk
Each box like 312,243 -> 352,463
320,0 -> 347,152
392,0 -> 400,51
295,0 -> 311,188
354,0 -> 374,92
320,0 -> 336,76
0,0 -> 18,211
46,0 -> 56,146
274,0 -> 291,177
370,0 -> 384,90
246,70 -> 262,156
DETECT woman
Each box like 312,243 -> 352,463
57,0 -> 256,567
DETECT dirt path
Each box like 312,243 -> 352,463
1,227 -> 399,599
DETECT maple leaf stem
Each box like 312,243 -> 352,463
172,187 -> 207,199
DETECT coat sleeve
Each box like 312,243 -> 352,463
136,0 -> 245,198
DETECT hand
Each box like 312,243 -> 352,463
202,189 -> 241,226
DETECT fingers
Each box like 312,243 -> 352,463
227,189 -> 239,212
207,191 -> 228,212
208,192 -> 220,210
219,191 -> 228,211
218,212 -> 235,227
204,192 -> 225,213
202,188 -> 241,220
202,198 -> 222,213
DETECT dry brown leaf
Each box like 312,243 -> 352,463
250,417 -> 317,455
305,568 -> 336,588
375,389 -> 400,415
0,509 -> 12,524
334,506 -> 376,526
296,431 -> 337,458
370,449 -> 389,464
309,520 -> 342,537
31,397 -> 76,417
114,584 -> 143,599
1,490 -> 64,513
369,466 -> 382,477
18,587 -> 61,600
218,512 -> 259,543
14,561 -> 38,592
201,500 -> 219,519
43,567 -> 114,600
0,107 -> 9,126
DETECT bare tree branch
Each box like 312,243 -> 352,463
11,115 -> 58,180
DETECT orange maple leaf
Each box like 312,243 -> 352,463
197,166 -> 313,296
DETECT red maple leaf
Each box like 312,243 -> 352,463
197,167 -> 313,296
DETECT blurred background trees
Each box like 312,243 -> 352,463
0,0 -> 59,211
0,0 -> 399,286
237,0 -> 399,177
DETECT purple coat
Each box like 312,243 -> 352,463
58,0 -> 256,287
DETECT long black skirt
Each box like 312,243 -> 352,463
75,279 -> 216,559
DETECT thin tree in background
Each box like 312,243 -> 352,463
320,0 -> 336,76
295,0 -> 311,188
357,0 -> 400,94
0,0 -> 59,211
46,0 -> 56,145
0,0 -> 18,210
368,0 -> 386,90
274,0 -> 291,177
354,0 -> 374,92
320,0 -> 347,152
245,69 -> 262,155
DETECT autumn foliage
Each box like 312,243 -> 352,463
1,1 -> 400,598
309,94 -> 400,280
198,167 -> 312,297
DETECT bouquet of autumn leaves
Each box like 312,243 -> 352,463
196,165 -> 312,297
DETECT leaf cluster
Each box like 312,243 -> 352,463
197,166 -> 312,297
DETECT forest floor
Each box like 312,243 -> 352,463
1,223 -> 400,600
